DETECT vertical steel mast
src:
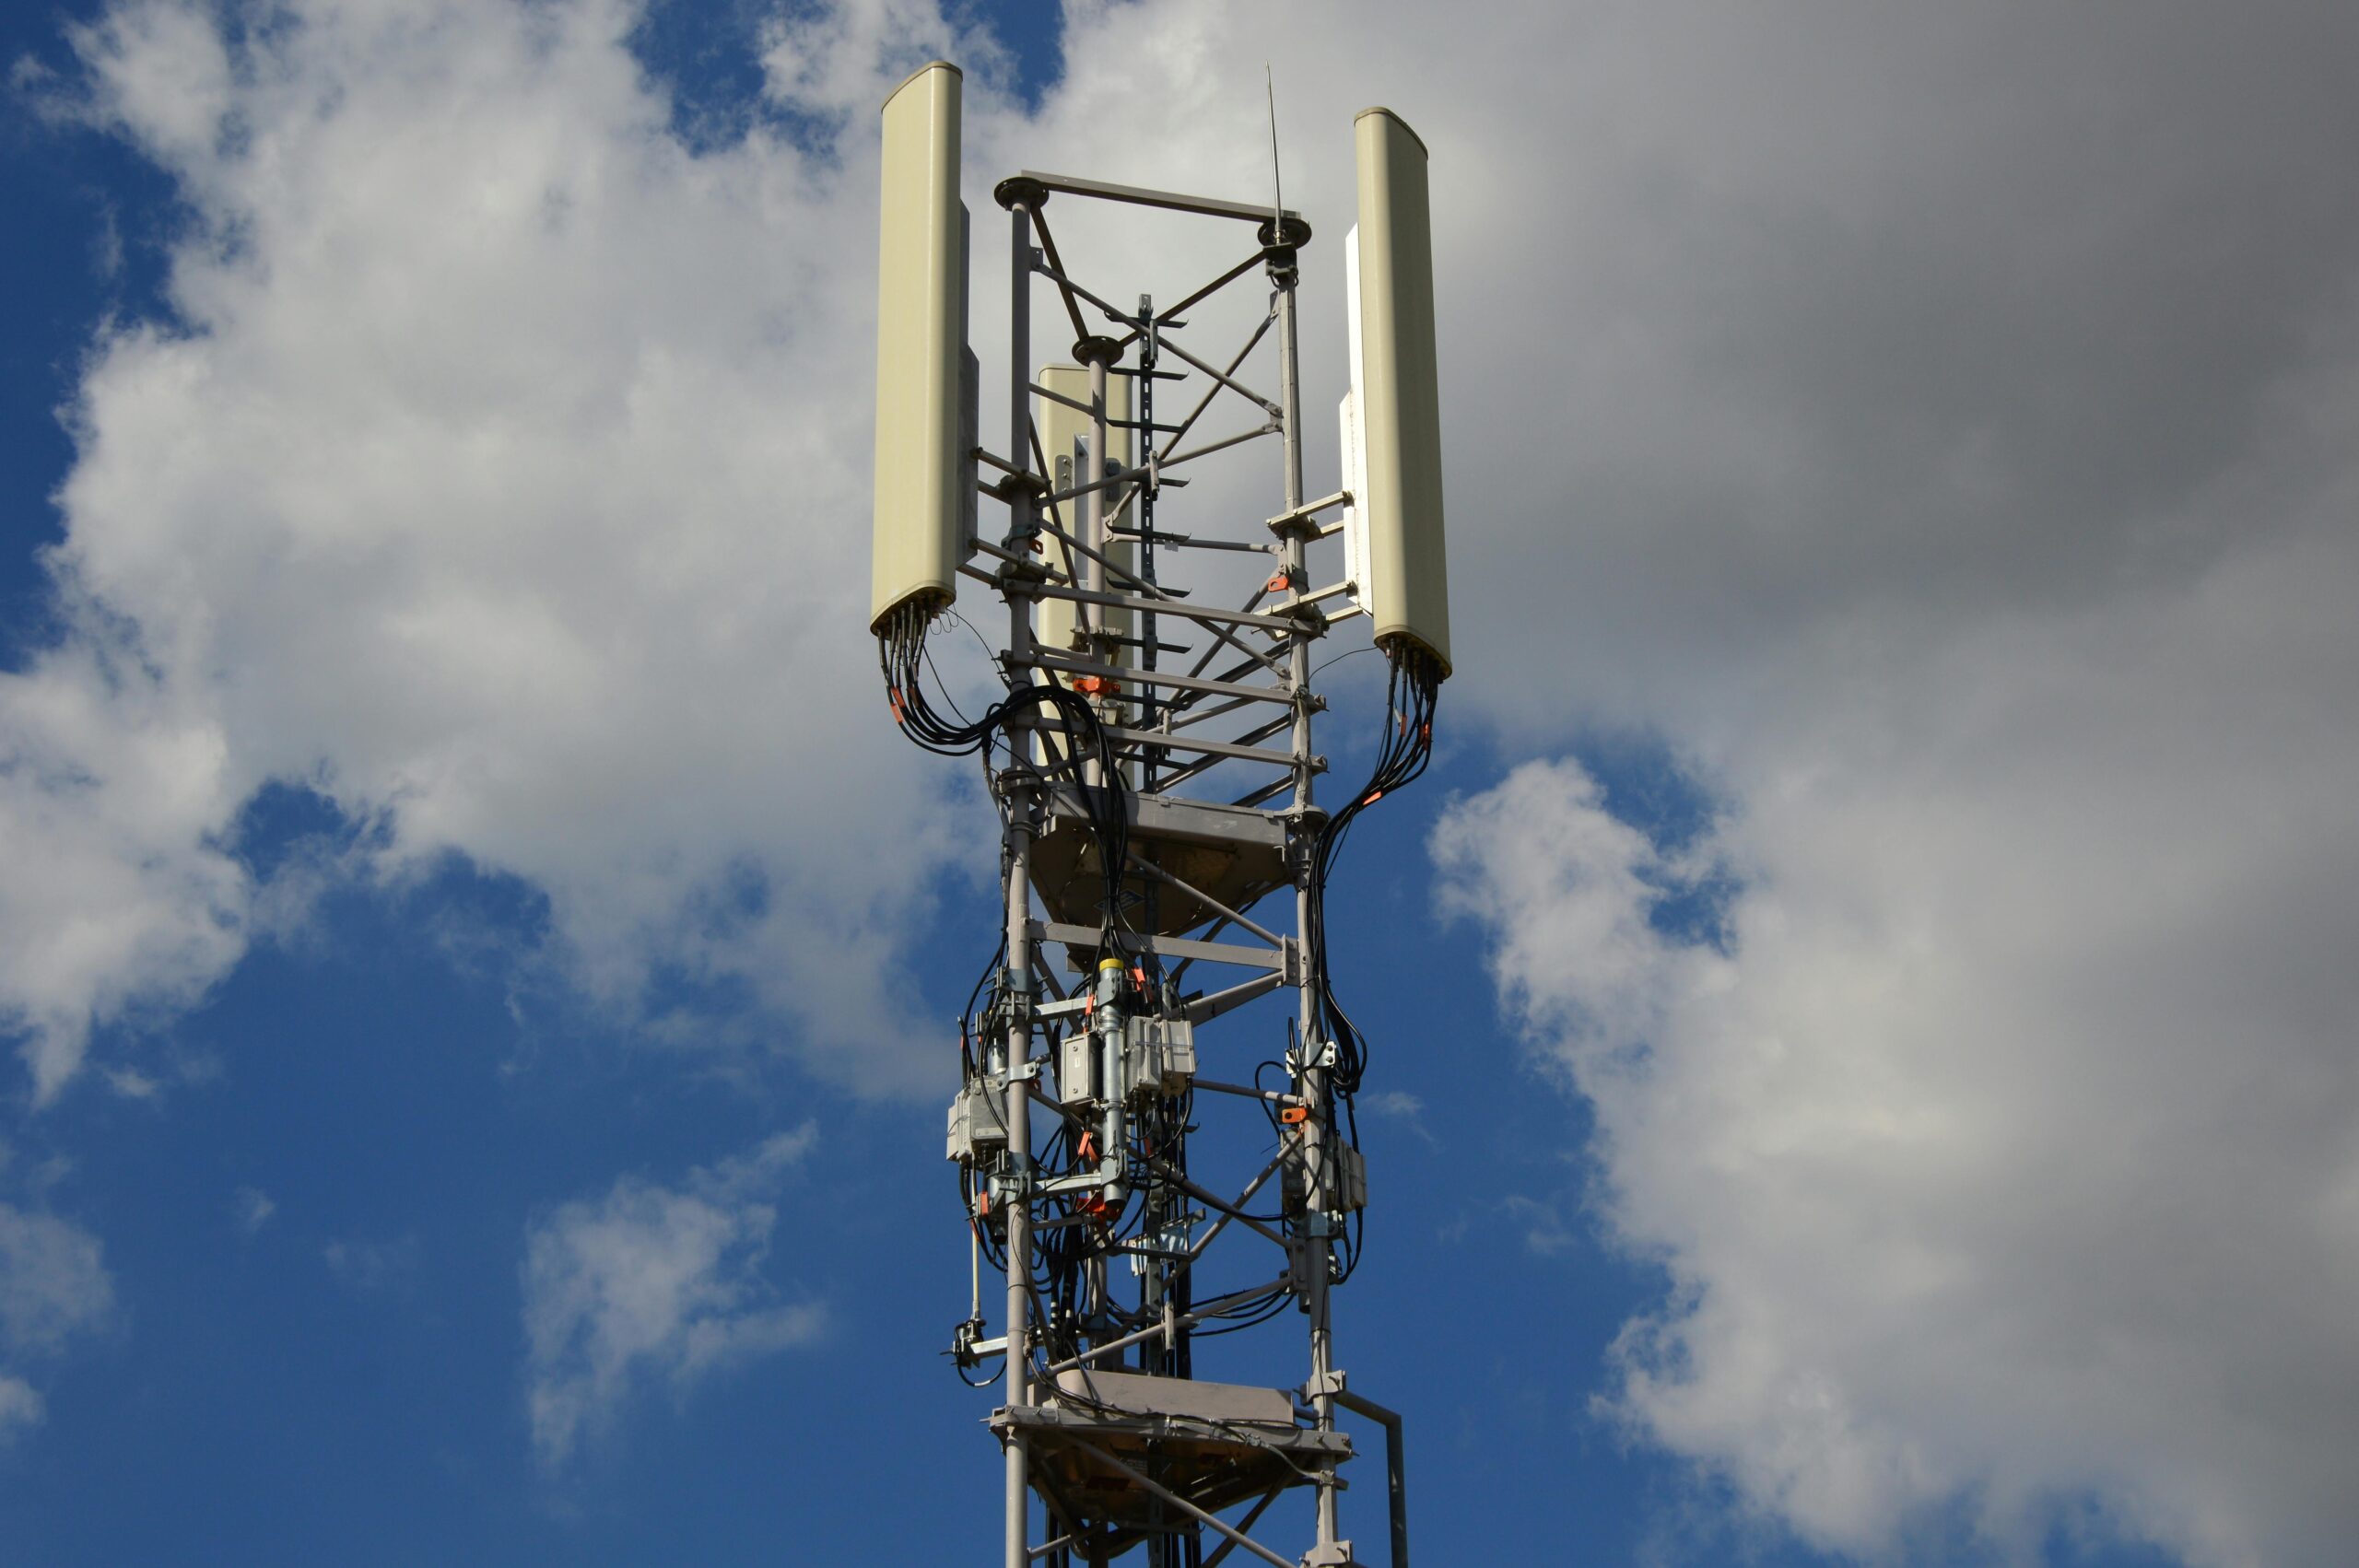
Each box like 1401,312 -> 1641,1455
873,64 -> 1449,1567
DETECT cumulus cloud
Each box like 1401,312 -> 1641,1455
522,1127 -> 820,1468
0,1201 -> 115,1435
1375,4 -> 2359,1562
14,0 -> 2359,1557
323,1234 -> 421,1297
3,0 -> 1029,1100
1441,673 -> 2359,1564
231,1185 -> 276,1235
0,0 -> 1361,1105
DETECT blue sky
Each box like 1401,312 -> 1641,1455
2,4 -> 2354,1565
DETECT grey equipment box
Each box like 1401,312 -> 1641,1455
945,1080 -> 1008,1164
1123,1015 -> 1196,1101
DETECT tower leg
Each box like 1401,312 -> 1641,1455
1004,815 -> 1035,1568
1003,193 -> 1038,1568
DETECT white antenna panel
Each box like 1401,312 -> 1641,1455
870,60 -> 968,632
1351,107 -> 1450,674
1035,364 -> 1134,672
1340,225 -> 1373,622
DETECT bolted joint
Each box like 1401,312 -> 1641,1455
1256,214 -> 1312,249
993,175 -> 1048,212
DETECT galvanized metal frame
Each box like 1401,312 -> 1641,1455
956,168 -> 1406,1568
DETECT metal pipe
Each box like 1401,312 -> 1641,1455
1196,1489 -> 1285,1568
1181,582 -> 1283,681
1026,651 -> 1289,708
1156,329 -> 1281,417
1109,528 -> 1275,556
1182,1155 -> 1290,1263
1030,380 -> 1097,416
1063,1439 -> 1295,1568
1139,1157 -> 1289,1251
1010,169 -> 1305,230
1003,196 -> 1037,1568
1004,827 -> 1035,1568
1160,694 -> 1257,731
1018,541 -> 1290,679
1180,970 -> 1287,1025
1157,423 -> 1282,473
1027,583 -> 1303,636
1027,205 -> 1092,348
1272,254 -> 1344,1560
1155,310 -> 1275,466
1189,1076 -> 1290,1105
1093,722 -> 1303,769
1264,490 -> 1353,532
1128,856 -> 1285,949
1157,247 -> 1276,325
1044,459 -> 1144,508
1031,262 -> 1142,332
1230,772 -> 1297,811
1081,352 -> 1110,788
1009,206 -> 1035,545
1039,1274 -> 1290,1376
1333,1387 -> 1410,1567
1037,921 -> 1287,975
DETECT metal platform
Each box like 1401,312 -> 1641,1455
1032,786 -> 1291,937
993,1374 -> 1353,1563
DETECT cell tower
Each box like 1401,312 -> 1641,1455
870,61 -> 1449,1568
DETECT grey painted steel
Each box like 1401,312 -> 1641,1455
1027,512 -> 1290,679
1031,582 -> 1306,635
1062,1439 -> 1297,1568
906,134 -> 1431,1567
1274,238 -> 1347,1562
1036,922 -> 1285,974
1333,1387 -> 1411,1567
1196,1490 -> 1285,1568
1004,822 -> 1035,1568
1015,169 -> 1304,232
1002,192 -> 1035,1568
1028,651 -> 1291,708
1039,1275 -> 1290,1377
1127,855 -> 1284,949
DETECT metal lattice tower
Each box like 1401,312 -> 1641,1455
871,63 -> 1449,1568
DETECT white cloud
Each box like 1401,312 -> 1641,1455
522,1127 -> 819,1468
1438,621 -> 2359,1564
1380,6 -> 2359,1563
0,1375 -> 42,1438
13,0 -> 2359,1557
323,1234 -> 421,1296
231,1185 -> 276,1235
4,0 -> 1030,1100
0,1202 -> 115,1435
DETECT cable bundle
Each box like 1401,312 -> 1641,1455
1304,642 -> 1442,1096
877,601 -> 1131,941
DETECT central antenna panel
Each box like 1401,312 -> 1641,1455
871,66 -> 1452,1568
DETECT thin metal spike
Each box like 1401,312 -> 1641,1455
1265,64 -> 1283,236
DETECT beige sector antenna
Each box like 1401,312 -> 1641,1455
1034,364 -> 1134,676
871,60 -> 968,632
1032,364 -> 1133,770
1351,106 -> 1450,675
